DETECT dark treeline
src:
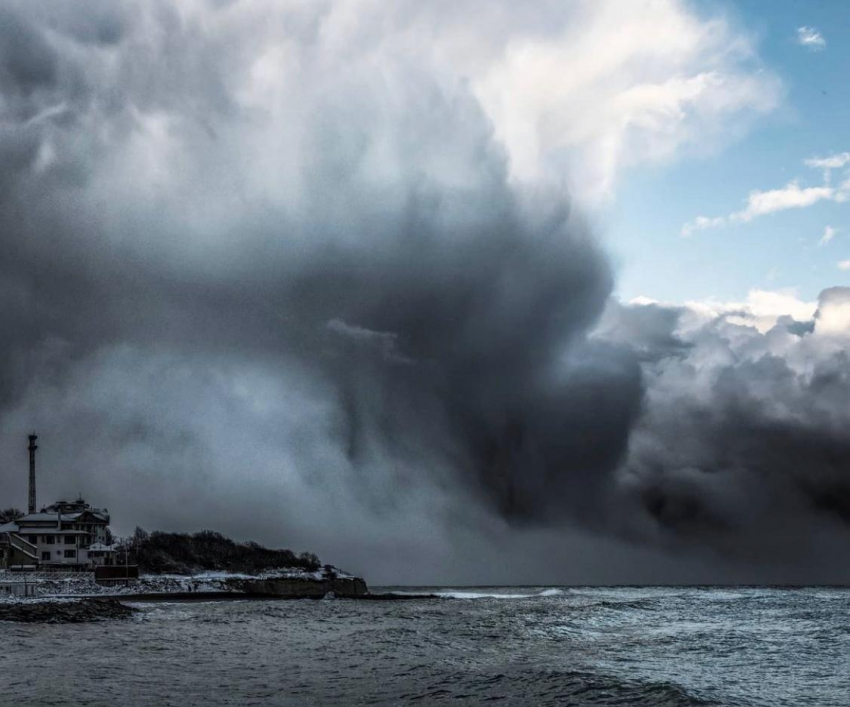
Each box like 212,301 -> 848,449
130,528 -> 322,575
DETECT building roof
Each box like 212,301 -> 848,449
0,522 -> 19,533
17,511 -> 108,524
18,512 -> 81,522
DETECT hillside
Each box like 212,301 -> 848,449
130,529 -> 322,576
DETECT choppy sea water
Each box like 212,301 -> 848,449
1,586 -> 849,706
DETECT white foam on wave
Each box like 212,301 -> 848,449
399,588 -> 565,600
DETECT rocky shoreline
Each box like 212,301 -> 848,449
0,573 -> 436,622
113,576 -> 437,601
0,597 -> 136,623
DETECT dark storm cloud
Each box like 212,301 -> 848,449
603,293 -> 850,579
0,0 -> 649,582
0,0 -> 847,583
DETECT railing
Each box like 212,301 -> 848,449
8,535 -> 37,560
9,535 -> 36,549
0,570 -> 88,581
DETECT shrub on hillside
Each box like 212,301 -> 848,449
129,528 -> 321,575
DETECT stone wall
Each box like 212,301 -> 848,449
226,576 -> 368,598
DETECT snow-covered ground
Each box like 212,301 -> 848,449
0,566 -> 350,600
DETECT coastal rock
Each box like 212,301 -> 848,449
0,598 -> 136,623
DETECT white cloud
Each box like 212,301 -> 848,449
733,182 -> 835,222
624,289 -> 818,334
682,182 -> 837,235
815,288 -> 850,334
683,288 -> 817,333
838,260 -> 850,271
0,0 -> 781,215
804,152 -> 850,171
805,152 -> 850,185
465,1 -> 781,203
796,26 -> 826,50
680,214 -> 727,237
628,295 -> 659,306
682,153 -> 850,235
631,287 -> 850,344
819,225 -> 836,246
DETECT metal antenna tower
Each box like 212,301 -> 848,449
28,434 -> 38,514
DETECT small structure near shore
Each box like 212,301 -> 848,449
95,565 -> 140,586
0,579 -> 37,598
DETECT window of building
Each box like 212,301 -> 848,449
41,552 -> 50,561
64,549 -> 76,558
65,536 -> 75,545
44,535 -> 54,545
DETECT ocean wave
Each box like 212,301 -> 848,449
409,668 -> 718,706
556,672 -> 718,706
408,588 -> 565,600
5,588 -> 844,705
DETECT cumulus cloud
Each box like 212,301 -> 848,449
3,0 -> 848,583
796,26 -> 826,50
470,1 -> 781,202
595,288 -> 850,580
3,0 -> 617,582
683,288 -> 817,332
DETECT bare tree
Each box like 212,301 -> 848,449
0,508 -> 24,524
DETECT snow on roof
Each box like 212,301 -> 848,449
17,512 -> 82,522
17,512 -> 108,523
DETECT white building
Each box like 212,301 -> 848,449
0,497 -> 116,570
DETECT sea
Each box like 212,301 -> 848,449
1,586 -> 848,706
